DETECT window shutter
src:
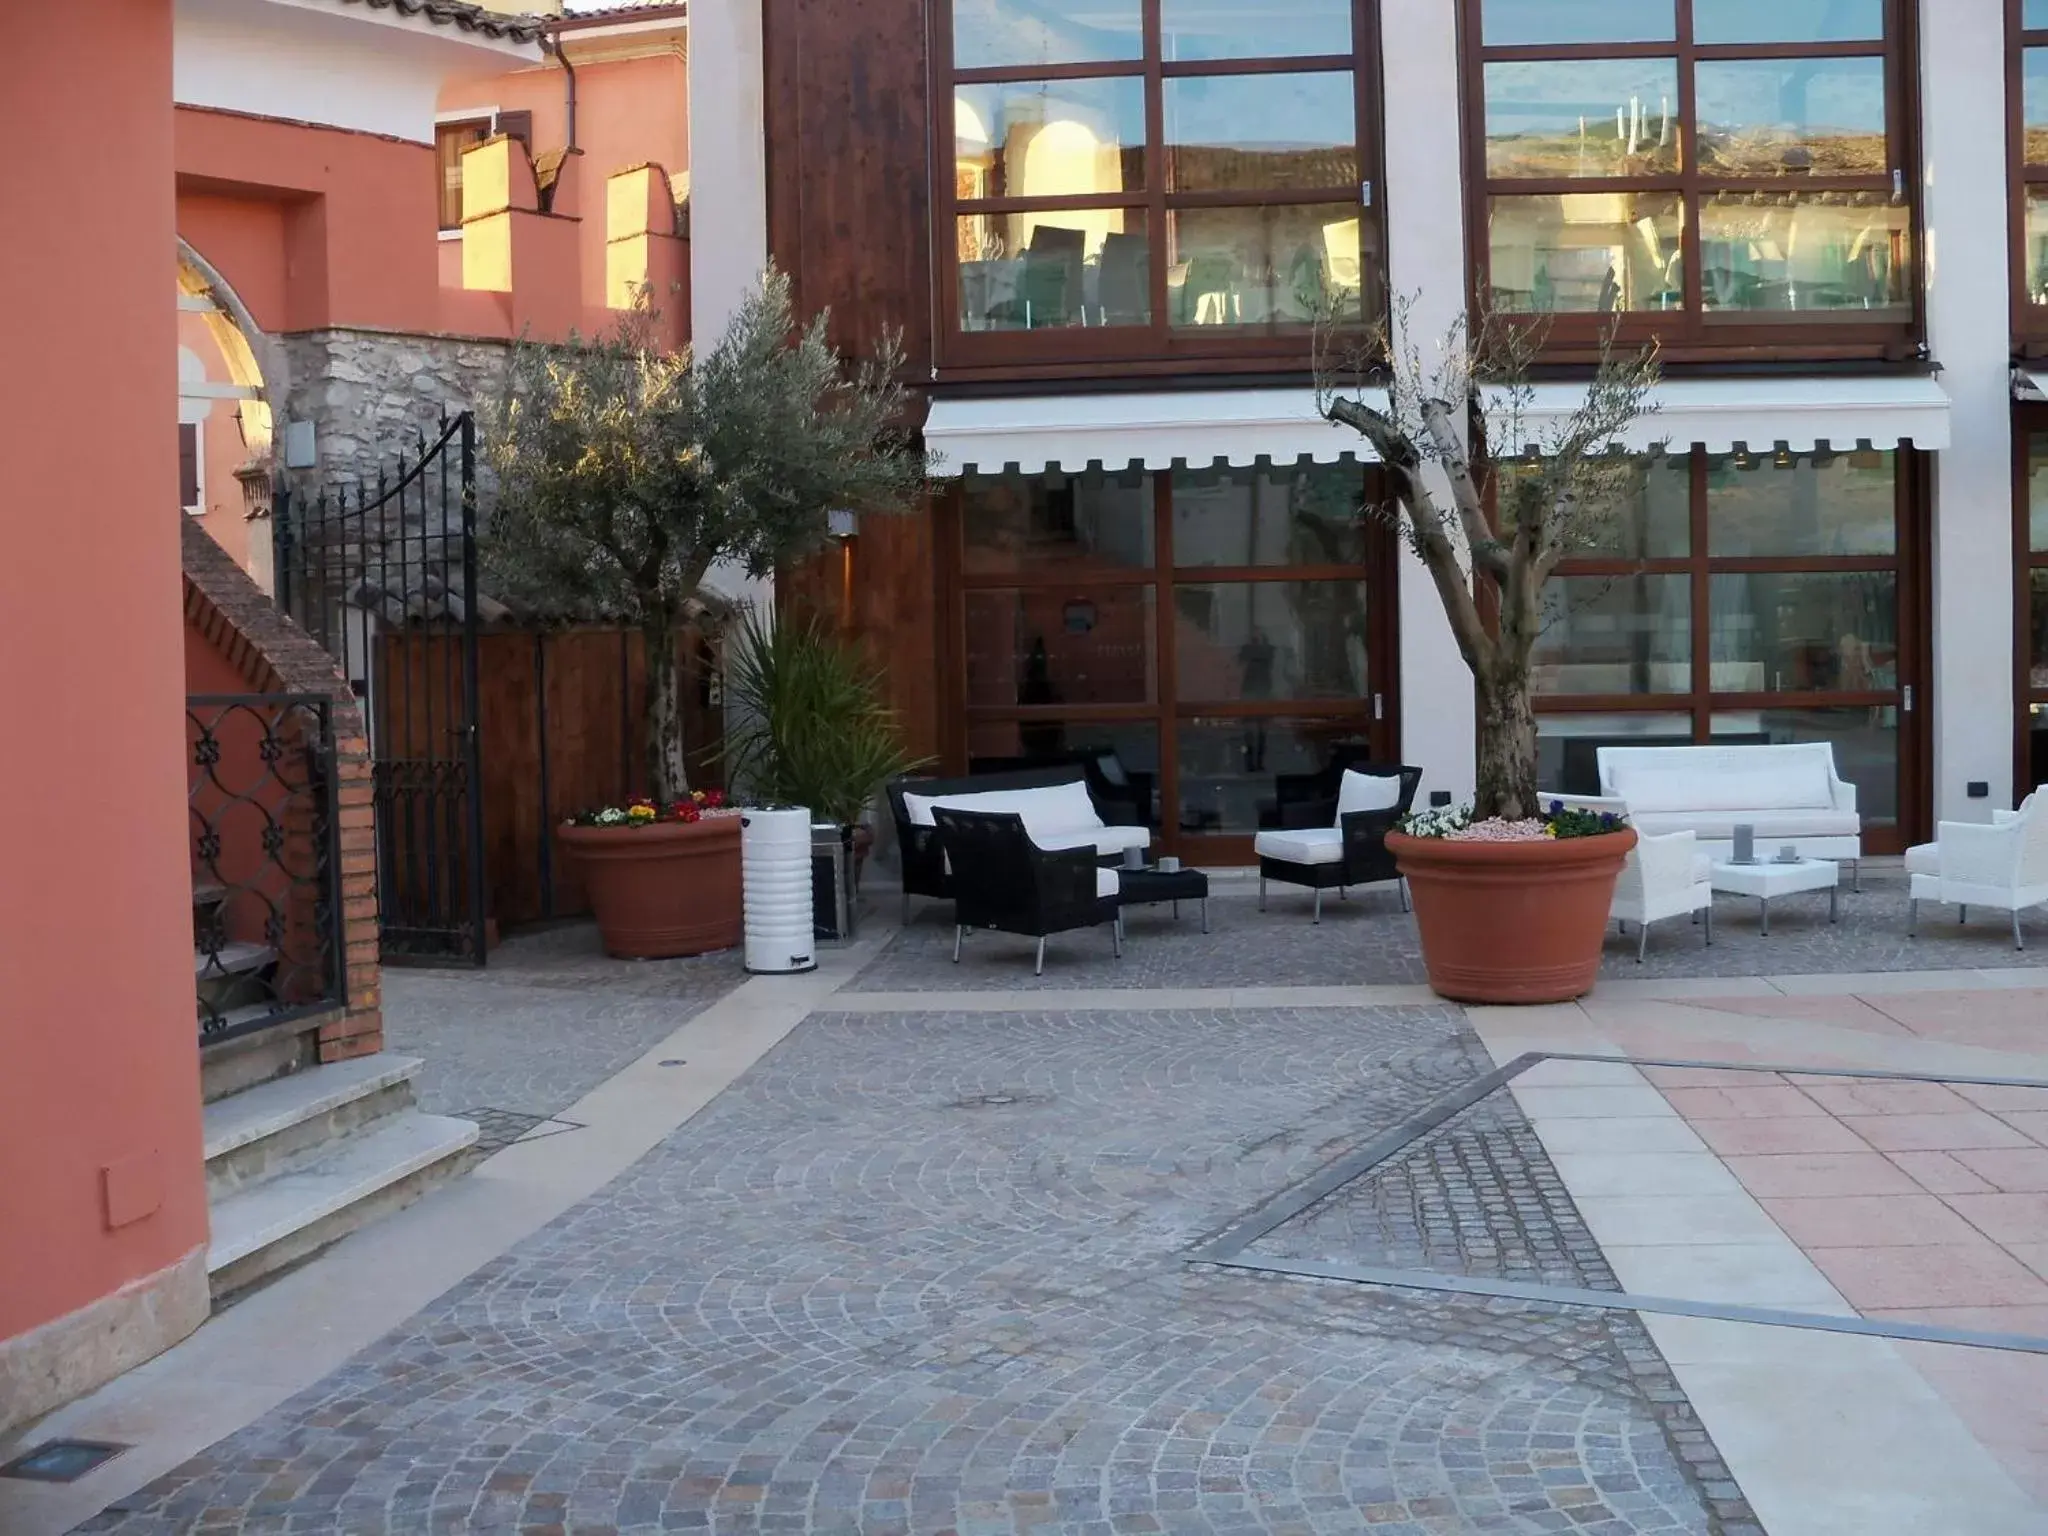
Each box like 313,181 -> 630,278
496,110 -> 534,148
179,423 -> 201,512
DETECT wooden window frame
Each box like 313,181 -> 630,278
931,0 -> 1387,380
935,463 -> 1401,862
1534,446 -> 1930,852
1462,0 -> 1927,366
436,111 -> 533,232
2014,409 -> 2048,795
2009,0 -> 2048,353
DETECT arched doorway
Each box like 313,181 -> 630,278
177,246 -> 283,589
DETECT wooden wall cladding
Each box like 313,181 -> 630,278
779,500 -> 945,772
763,0 -> 935,373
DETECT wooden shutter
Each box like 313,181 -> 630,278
495,110 -> 533,148
179,423 -> 200,512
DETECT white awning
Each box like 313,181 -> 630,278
2014,369 -> 2048,403
923,388 -> 1385,476
1485,376 -> 1952,455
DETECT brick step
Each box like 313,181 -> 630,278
203,1052 -> 424,1201
206,1110 -> 478,1301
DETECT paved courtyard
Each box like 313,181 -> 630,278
16,882 -> 2048,1536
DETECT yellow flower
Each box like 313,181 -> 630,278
627,803 -> 657,820
1543,824 -> 1559,838
691,789 -> 707,803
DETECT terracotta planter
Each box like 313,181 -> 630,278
1388,828 -> 1637,1005
558,816 -> 743,959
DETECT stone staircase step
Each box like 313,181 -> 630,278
193,882 -> 228,911
203,1053 -> 423,1199
206,1112 -> 478,1297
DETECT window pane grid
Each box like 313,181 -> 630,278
944,0 -> 1377,355
1474,0 -> 1910,342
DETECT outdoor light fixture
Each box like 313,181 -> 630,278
826,508 -> 858,540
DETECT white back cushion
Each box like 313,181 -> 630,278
1336,770 -> 1402,819
1608,755 -> 1833,814
903,780 -> 1103,837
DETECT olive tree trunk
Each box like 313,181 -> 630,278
643,613 -> 689,803
1474,660 -> 1540,822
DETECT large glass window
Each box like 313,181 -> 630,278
951,462 -> 1388,848
2022,435 -> 2048,796
1536,450 -> 1915,844
944,0 -> 1378,359
1474,0 -> 1913,355
2018,9 -> 2048,329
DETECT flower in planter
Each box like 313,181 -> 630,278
1400,801 -> 1630,842
566,799 -> 743,829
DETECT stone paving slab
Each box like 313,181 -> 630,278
82,1006 -> 1748,1535
857,867 -> 2048,993
384,924 -> 747,1119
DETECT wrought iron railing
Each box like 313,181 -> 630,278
188,693 -> 347,1047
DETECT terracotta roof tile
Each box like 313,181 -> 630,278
332,0 -> 547,45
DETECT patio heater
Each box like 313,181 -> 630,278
742,807 -> 817,974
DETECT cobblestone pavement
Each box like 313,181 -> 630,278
855,865 -> 2048,991
385,924 -> 746,1120
88,1007 -> 1751,1536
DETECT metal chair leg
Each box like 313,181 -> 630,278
1035,936 -> 1047,976
1201,898 -> 1210,934
2016,909 -> 2026,952
1340,885 -> 1348,901
1637,920 -> 1650,963
1960,905 -> 1969,925
1258,876 -> 1267,912
953,924 -> 964,963
1704,904 -> 1714,946
1313,888 -> 1323,925
1399,877 -> 1411,914
1852,860 -> 1862,893
1112,921 -> 1123,959
1908,898 -> 1918,937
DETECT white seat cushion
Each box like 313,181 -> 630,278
1904,842 -> 1938,877
1336,770 -> 1403,818
1630,809 -> 1861,841
1037,824 -> 1151,857
1254,827 -> 1345,866
1096,868 -> 1120,900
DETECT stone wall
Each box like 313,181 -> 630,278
281,328 -> 513,488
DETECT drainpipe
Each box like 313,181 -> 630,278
544,24 -> 578,149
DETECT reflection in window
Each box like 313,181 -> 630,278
957,213 -> 1151,330
1163,73 -> 1358,192
1171,464 -> 1367,568
956,79 -> 1146,200
2031,572 -> 2048,689
1174,581 -> 1368,701
1699,192 -> 1908,315
1158,0 -> 1351,60
1709,571 -> 1898,694
964,586 -> 1158,707
1176,719 -> 1372,833
1538,713 -> 1694,795
1481,0 -> 1674,46
1483,59 -> 1681,179
1533,576 -> 1691,696
962,473 -> 1155,574
952,0 -> 1142,68
1694,58 -> 1887,178
2030,437 -> 2048,552
1706,451 -> 1894,558
2028,50 -> 2048,168
1501,455 -> 1690,558
1692,0 -> 1883,44
1168,205 -> 1364,329
1489,192 -> 1685,314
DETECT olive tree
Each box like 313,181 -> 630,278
1318,305 -> 1662,820
482,270 -> 926,801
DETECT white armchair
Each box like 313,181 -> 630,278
1906,795 -> 2048,950
1612,830 -> 1714,962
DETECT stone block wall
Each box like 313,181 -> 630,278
281,328 -> 513,489
182,520 -> 382,1061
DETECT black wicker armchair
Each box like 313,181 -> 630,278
930,808 -> 1122,975
1252,762 -> 1423,923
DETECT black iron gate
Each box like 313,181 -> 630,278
275,414 -> 488,965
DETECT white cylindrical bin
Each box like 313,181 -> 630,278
742,807 -> 817,974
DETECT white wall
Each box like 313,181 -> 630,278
1922,0 -> 2017,819
173,0 -> 536,145
1380,0 -> 1477,803
687,0 -> 775,618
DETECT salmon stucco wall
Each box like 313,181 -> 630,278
0,0 -> 211,1421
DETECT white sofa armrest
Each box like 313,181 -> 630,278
1935,819 -> 2022,887
1994,809 -> 2020,827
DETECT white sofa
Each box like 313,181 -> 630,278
1905,793 -> 2048,950
901,779 -> 1151,860
1596,743 -> 1862,881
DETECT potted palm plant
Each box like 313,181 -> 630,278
483,270 -> 925,958
1318,305 -> 1662,1002
723,614 -> 929,938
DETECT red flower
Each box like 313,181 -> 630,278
677,803 -> 702,823
702,788 -> 726,808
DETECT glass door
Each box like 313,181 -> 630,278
944,460 -> 1396,862
2020,423 -> 2048,797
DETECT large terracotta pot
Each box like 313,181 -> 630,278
559,816 -> 743,959
1388,828 -> 1637,1005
